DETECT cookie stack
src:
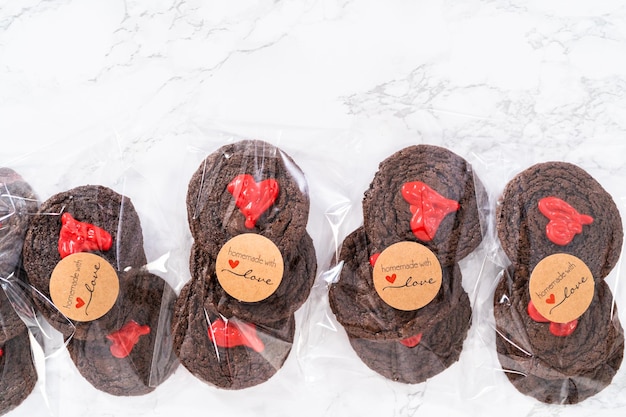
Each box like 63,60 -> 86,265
0,168 -> 38,414
329,145 -> 486,383
172,140 -> 317,389
22,185 -> 178,396
494,162 -> 624,404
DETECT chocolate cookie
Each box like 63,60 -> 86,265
496,162 -> 622,279
494,266 -> 624,404
0,282 -> 27,343
494,162 -> 624,404
172,277 -> 295,389
186,140 -> 310,252
329,227 -> 468,340
0,168 -> 38,279
0,328 -> 38,415
362,145 -> 486,266
347,286 -> 471,384
188,231 -> 317,325
22,185 -> 148,338
66,270 -> 178,396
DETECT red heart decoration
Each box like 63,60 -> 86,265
229,259 -> 240,269
369,253 -> 380,267
400,333 -> 423,348
386,274 -> 397,284
76,297 -> 85,309
545,294 -> 556,304
227,174 -> 279,229
107,320 -> 151,358
401,182 -> 459,242
58,212 -> 113,259
538,197 -> 593,246
527,300 -> 549,322
208,318 -> 265,353
550,320 -> 579,337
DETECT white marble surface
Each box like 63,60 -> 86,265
2,1 -> 626,416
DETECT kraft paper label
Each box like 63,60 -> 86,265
215,234 -> 284,303
49,253 -> 119,322
372,241 -> 442,311
529,253 -> 594,323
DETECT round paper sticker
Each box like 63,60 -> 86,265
216,234 -> 284,303
49,253 -> 119,322
372,241 -> 442,311
529,253 -> 594,324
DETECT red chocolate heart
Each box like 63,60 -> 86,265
401,182 -> 459,241
527,300 -> 579,337
107,321 -> 150,359
369,253 -> 380,267
538,197 -> 593,246
207,318 -> 264,353
227,174 -> 279,229
58,212 -> 113,258
399,333 -> 423,348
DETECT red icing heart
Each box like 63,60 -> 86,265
0,348 -> 4,358
545,294 -> 556,305
106,321 -> 151,359
550,320 -> 578,337
207,317 -> 264,353
385,274 -> 397,284
229,259 -> 240,269
369,253 -> 380,267
538,197 -> 593,246
401,182 -> 460,241
400,333 -> 423,348
227,174 -> 279,229
58,213 -> 113,258
527,301 -> 579,337
527,300 -> 549,322
75,297 -> 85,309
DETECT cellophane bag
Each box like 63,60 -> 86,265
2,132 -> 180,416
303,124 -> 493,415
476,141 -> 626,414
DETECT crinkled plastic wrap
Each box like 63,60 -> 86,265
0,168 -> 39,415
1,137 -> 180,408
490,161 -> 624,404
172,139 -> 317,389
326,144 -> 488,384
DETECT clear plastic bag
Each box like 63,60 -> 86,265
1,135 -> 180,415
172,138 -> 317,389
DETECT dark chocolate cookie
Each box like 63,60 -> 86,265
172,277 -> 295,389
188,231 -> 317,325
66,270 -> 178,396
362,145 -> 486,266
0,168 -> 38,279
494,266 -> 624,403
22,185 -> 148,338
496,162 -> 622,279
186,140 -> 309,252
329,227 -> 468,340
0,328 -> 38,415
347,286 -> 471,384
0,283 -> 27,344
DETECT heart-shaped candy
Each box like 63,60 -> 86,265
227,174 -> 279,229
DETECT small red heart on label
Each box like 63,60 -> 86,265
229,259 -> 240,269
545,294 -> 556,304
76,297 -> 85,308
386,274 -> 397,284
